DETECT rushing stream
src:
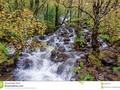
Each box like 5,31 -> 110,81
13,26 -> 108,81
13,27 -> 84,81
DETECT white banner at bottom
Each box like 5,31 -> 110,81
0,81 -> 120,90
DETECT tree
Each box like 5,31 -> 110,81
68,0 -> 73,23
77,0 -> 83,25
55,0 -> 60,27
78,0 -> 119,54
0,0 -> 47,50
30,0 -> 34,10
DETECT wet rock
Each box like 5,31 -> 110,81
67,44 -> 75,49
20,59 -> 33,69
6,67 -> 13,72
105,67 -> 112,73
40,47 -> 46,52
0,66 -> 4,75
56,43 -> 60,47
64,41 -> 69,44
58,46 -> 65,52
97,74 -> 105,81
114,71 -> 120,76
57,64 -> 65,75
49,37 -> 54,42
3,61 -> 9,67
74,58 -> 86,67
64,60 -> 74,66
83,23 -> 88,29
69,34 -> 74,37
0,61 -> 9,72
101,58 -> 116,66
81,55 -> 87,60
51,50 -> 70,62
68,28 -> 74,33
102,49 -> 117,58
64,38 -> 70,42
97,67 -> 105,72
61,32 -> 68,37
70,74 -> 80,81
107,74 -> 120,81
92,70 -> 99,77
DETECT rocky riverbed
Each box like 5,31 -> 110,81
0,26 -> 119,81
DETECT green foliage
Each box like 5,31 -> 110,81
88,54 -> 102,67
98,52 -> 105,60
0,0 -> 47,50
110,36 -> 120,43
117,57 -> 120,67
87,18 -> 94,30
83,73 -> 94,81
112,67 -> 120,71
0,43 -> 8,56
79,62 -> 84,68
99,34 -> 110,41
74,37 -> 85,47
78,31 -> 84,37
0,43 -> 14,64
71,67 -> 79,73
99,7 -> 120,44
88,52 -> 105,67
0,52 -> 7,63
7,59 -> 14,65
44,3 -> 55,23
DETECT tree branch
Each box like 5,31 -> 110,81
79,8 -> 95,21
33,0 -> 47,15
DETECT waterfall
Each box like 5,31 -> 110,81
13,27 -> 83,81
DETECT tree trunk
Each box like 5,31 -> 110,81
34,0 -> 40,16
46,2 -> 49,26
77,0 -> 82,26
70,9 -> 72,23
30,0 -> 34,10
15,0 -> 18,9
55,5 -> 59,26
92,20 -> 100,54
77,6 -> 82,26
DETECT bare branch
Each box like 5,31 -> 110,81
99,0 -> 119,20
79,8 -> 95,20
33,0 -> 47,15
100,0 -> 111,16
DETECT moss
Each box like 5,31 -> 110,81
0,52 -> 7,64
88,54 -> 102,67
99,34 -> 110,41
117,57 -> 120,66
74,37 -> 85,47
98,52 -> 105,59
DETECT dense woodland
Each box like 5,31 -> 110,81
0,0 -> 120,81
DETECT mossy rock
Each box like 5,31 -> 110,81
88,54 -> 102,67
98,52 -> 105,59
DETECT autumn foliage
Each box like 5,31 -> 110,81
0,0 -> 47,50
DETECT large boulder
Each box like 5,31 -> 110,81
58,46 -> 66,52
50,50 -> 70,62
19,59 -> 33,69
106,74 -> 120,81
61,31 -> 68,37
64,38 -> 70,42
57,64 -> 65,75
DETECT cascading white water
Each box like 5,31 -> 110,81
13,27 -> 83,81
13,26 -> 108,81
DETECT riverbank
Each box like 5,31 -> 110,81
0,72 -> 14,81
